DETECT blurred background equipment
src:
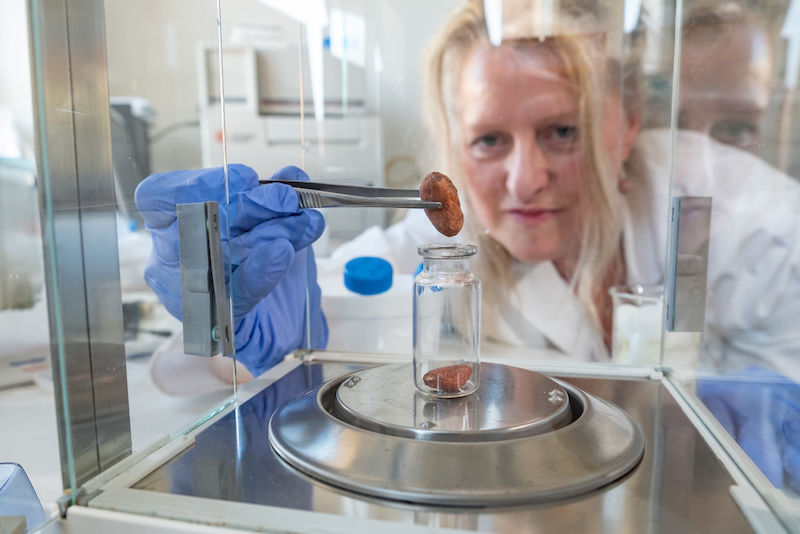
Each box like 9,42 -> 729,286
109,96 -> 154,229
198,43 -> 384,249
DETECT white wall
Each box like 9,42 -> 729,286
0,0 -> 34,158
103,0 -> 460,181
104,0 -> 220,172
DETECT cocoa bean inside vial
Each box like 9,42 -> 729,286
422,364 -> 473,393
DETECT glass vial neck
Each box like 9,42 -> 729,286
417,244 -> 476,274
422,256 -> 471,273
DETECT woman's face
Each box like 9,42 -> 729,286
457,43 -> 636,267
679,22 -> 771,152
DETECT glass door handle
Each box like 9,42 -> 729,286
176,201 -> 233,357
666,196 -> 712,332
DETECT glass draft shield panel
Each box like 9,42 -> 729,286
662,0 -> 800,527
0,14 -> 47,521
12,0 -> 129,516
103,0 -> 238,454
0,62 -> 56,528
3,0 -> 237,514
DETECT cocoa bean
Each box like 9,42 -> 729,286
420,172 -> 464,237
422,364 -> 473,393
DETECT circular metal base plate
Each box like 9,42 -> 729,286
334,363 -> 571,441
269,363 -> 644,507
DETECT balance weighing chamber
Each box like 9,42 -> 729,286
74,352 -> 761,533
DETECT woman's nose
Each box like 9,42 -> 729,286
505,140 -> 549,202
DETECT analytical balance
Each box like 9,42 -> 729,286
106,353 -> 756,533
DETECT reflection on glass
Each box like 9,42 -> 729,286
698,368 -> 800,491
670,0 -> 800,503
414,390 -> 480,431
679,2 -> 776,153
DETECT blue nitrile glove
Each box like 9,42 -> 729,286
135,164 -> 328,376
698,367 -> 800,492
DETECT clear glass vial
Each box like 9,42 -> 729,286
413,244 -> 481,398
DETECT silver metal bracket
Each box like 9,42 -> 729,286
665,196 -> 712,332
177,201 -> 234,356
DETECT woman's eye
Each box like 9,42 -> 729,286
479,135 -> 499,146
473,133 -> 501,147
556,126 -> 577,138
539,125 -> 579,152
468,132 -> 510,157
710,120 -> 759,150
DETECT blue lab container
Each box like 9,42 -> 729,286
343,257 -> 393,295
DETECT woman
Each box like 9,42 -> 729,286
363,0 -> 643,358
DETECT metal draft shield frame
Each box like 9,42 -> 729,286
28,0 -> 131,491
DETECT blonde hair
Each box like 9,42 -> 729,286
422,0 -> 645,339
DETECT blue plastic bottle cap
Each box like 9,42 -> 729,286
344,257 -> 393,295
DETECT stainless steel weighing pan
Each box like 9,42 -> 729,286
269,363 -> 645,506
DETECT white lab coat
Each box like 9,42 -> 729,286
322,129 -> 800,379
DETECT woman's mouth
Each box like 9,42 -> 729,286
508,208 -> 561,225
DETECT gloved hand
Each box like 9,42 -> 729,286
698,367 -> 800,492
135,164 -> 327,376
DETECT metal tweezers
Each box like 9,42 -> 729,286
259,179 -> 442,210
